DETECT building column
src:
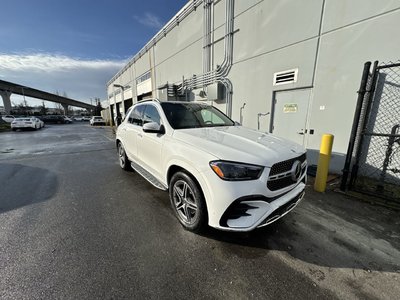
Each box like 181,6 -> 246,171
109,103 -> 114,126
0,90 -> 12,114
120,88 -> 126,117
62,104 -> 69,115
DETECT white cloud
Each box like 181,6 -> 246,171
133,13 -> 163,29
0,53 -> 127,105
0,53 -> 125,72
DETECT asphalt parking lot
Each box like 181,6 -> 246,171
0,123 -> 399,299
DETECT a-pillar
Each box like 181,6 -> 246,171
62,104 -> 69,115
0,90 -> 12,114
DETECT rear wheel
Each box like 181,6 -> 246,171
169,171 -> 207,233
118,142 -> 132,171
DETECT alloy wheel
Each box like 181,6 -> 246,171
172,180 -> 198,224
118,144 -> 126,168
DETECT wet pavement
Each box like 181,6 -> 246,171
0,123 -> 399,299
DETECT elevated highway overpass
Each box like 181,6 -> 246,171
0,79 -> 95,114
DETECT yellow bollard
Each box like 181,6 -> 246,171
314,134 -> 334,192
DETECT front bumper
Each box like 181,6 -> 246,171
198,166 -> 307,232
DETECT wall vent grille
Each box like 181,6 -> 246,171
273,68 -> 298,86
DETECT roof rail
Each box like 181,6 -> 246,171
137,98 -> 161,104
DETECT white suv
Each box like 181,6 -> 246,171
116,100 -> 307,232
90,116 -> 105,126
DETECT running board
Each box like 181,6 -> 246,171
130,161 -> 167,191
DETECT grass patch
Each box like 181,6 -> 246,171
0,123 -> 11,132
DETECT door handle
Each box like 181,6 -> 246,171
138,133 -> 143,138
297,129 -> 306,135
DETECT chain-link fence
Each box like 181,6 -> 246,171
347,61 -> 400,203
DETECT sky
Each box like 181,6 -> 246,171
0,0 -> 188,108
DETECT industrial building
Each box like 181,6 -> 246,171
107,0 -> 400,173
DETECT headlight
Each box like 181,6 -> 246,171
209,161 -> 264,181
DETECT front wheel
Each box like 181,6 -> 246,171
169,171 -> 207,233
118,142 -> 131,171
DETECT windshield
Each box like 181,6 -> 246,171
161,102 -> 234,129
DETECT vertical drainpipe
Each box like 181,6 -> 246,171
203,0 -> 212,90
304,0 -> 326,148
184,0 -> 234,116
217,0 -> 234,117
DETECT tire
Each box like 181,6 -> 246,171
169,171 -> 207,233
117,142 -> 132,171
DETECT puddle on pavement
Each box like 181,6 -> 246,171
1,148 -> 14,153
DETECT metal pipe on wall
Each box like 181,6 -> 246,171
177,0 -> 235,116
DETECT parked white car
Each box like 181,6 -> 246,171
63,116 -> 73,123
73,116 -> 84,121
90,116 -> 105,126
11,117 -> 42,130
34,117 -> 45,128
116,100 -> 307,232
2,115 -> 15,123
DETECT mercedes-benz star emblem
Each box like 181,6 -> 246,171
290,160 -> 302,182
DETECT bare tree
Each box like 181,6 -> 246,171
40,101 -> 48,115
55,102 -> 63,115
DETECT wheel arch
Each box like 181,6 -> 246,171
166,163 -> 201,188
167,164 -> 209,227
116,138 -> 122,149
166,163 -> 209,212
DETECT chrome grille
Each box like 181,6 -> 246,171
267,153 -> 307,191
269,153 -> 306,176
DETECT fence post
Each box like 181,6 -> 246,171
349,60 -> 379,188
340,62 -> 371,191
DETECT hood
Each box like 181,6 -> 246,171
172,126 -> 305,167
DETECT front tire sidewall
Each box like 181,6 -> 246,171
169,171 -> 207,233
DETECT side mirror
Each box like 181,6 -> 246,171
234,121 -> 241,126
143,122 -> 165,134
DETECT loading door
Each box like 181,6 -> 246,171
272,89 -> 311,146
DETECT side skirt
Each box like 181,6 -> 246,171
130,161 -> 168,191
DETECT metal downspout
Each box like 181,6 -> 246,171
216,0 -> 234,116
183,0 -> 235,116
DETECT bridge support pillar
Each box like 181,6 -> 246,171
0,90 -> 12,114
62,104 -> 69,115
